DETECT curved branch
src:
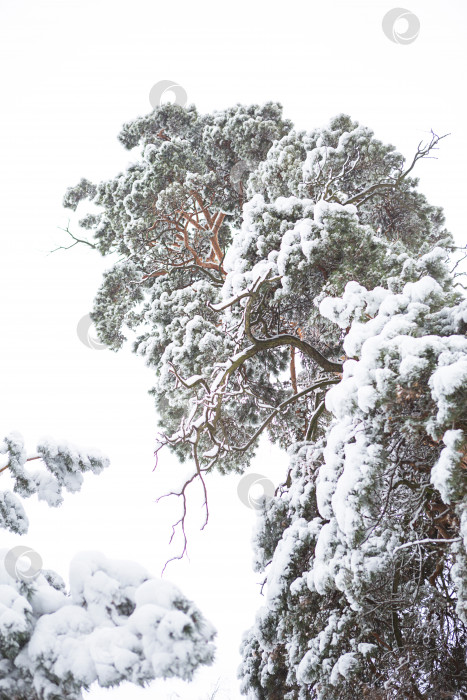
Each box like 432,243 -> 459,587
305,399 -> 326,441
230,378 -> 339,453
157,432 -> 210,575
50,222 -> 97,253
342,131 -> 449,208
242,272 -> 343,373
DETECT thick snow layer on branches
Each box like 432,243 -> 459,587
222,195 -> 361,302
0,432 -> 109,534
241,269 -> 467,698
0,550 -> 215,698
317,274 -> 467,548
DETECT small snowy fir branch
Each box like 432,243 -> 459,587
0,432 -> 109,534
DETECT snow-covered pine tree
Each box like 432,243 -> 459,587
0,433 -> 216,698
63,103 -> 467,698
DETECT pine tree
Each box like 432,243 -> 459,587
62,102 -> 467,698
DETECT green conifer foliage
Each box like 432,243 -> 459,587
63,102 -> 466,698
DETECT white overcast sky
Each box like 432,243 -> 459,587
0,1 -> 466,698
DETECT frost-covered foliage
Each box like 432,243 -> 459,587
64,101 -> 294,471
0,431 -> 215,698
241,276 -> 467,699
63,107 -> 453,472
0,432 -> 109,533
63,103 -> 466,697
0,549 -> 216,699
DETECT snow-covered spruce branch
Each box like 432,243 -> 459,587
0,549 -> 216,697
0,432 -> 109,534
0,433 -> 217,696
